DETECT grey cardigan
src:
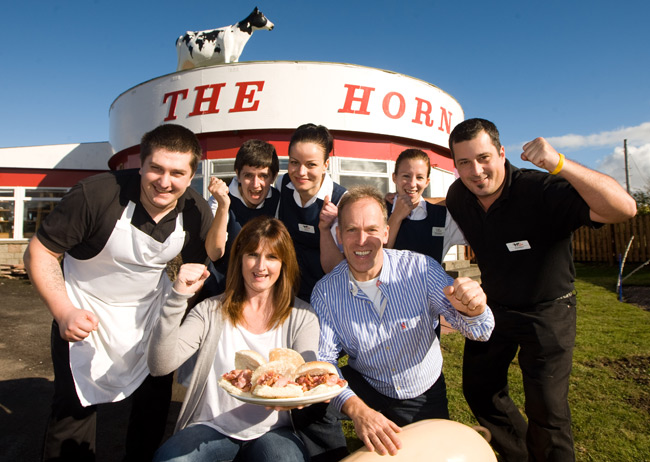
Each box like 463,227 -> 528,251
148,289 -> 320,432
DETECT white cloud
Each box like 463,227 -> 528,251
505,121 -> 650,158
506,121 -> 650,191
597,143 -> 650,192
505,122 -> 650,190
545,122 -> 650,149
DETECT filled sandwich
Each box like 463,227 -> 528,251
250,360 -> 303,398
294,361 -> 348,395
218,349 -> 266,396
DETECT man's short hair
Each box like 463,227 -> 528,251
449,118 -> 502,159
337,185 -> 388,226
140,124 -> 202,174
234,139 -> 280,178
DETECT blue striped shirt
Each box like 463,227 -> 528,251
310,248 -> 494,411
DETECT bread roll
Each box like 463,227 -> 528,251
234,349 -> 266,371
294,361 -> 337,377
269,348 -> 305,369
252,383 -> 304,398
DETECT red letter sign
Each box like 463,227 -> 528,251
162,89 -> 189,121
412,97 -> 434,127
438,107 -> 453,133
189,84 -> 227,116
229,81 -> 264,113
338,84 -> 375,115
382,92 -> 406,119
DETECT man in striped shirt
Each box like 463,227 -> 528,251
310,185 -> 495,457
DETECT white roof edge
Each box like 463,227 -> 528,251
0,142 -> 114,170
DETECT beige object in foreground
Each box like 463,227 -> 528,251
294,361 -> 336,377
269,348 -> 305,369
341,419 -> 497,461
234,349 -> 266,371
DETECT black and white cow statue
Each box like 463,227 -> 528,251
176,7 -> 274,71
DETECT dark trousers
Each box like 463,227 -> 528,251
462,296 -> 577,462
42,321 -> 173,462
291,404 -> 348,462
341,364 -> 450,425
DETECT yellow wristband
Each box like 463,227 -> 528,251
550,153 -> 565,175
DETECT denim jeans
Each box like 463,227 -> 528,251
153,424 -> 309,462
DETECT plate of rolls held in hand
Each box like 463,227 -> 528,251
219,348 -> 348,406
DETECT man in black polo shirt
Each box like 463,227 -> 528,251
24,124 -> 213,461
445,118 -> 636,462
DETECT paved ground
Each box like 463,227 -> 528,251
0,277 -> 183,462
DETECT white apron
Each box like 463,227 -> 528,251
64,201 -> 185,406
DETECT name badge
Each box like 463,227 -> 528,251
431,227 -> 445,237
298,223 -> 316,234
506,240 -> 531,252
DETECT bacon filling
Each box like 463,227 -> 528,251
256,371 -> 299,388
222,369 -> 253,392
295,373 -> 347,392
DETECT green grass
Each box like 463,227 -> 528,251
341,264 -> 650,460
575,261 -> 650,290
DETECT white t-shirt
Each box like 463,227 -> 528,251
193,320 -> 290,440
354,276 -> 386,317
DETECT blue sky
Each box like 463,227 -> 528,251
2,1 -> 649,190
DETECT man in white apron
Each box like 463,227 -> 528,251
24,124 -> 213,461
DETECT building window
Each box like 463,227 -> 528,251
338,175 -> 390,192
0,190 -> 14,239
22,189 -> 67,239
190,161 -> 205,196
206,159 -> 236,197
339,159 -> 388,174
0,188 -> 67,240
334,158 -> 391,194
204,157 -> 449,200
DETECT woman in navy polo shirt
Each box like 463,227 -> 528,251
277,124 -> 346,302
386,148 -> 466,263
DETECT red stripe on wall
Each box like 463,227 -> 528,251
109,129 -> 455,172
0,169 -> 106,188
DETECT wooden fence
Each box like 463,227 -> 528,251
463,215 -> 650,266
573,215 -> 650,265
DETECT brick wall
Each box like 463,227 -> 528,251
0,241 -> 28,266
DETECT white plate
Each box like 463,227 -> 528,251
227,386 -> 346,407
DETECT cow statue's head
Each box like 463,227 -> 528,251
239,7 -> 274,34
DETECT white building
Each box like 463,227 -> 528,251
0,61 -> 463,265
